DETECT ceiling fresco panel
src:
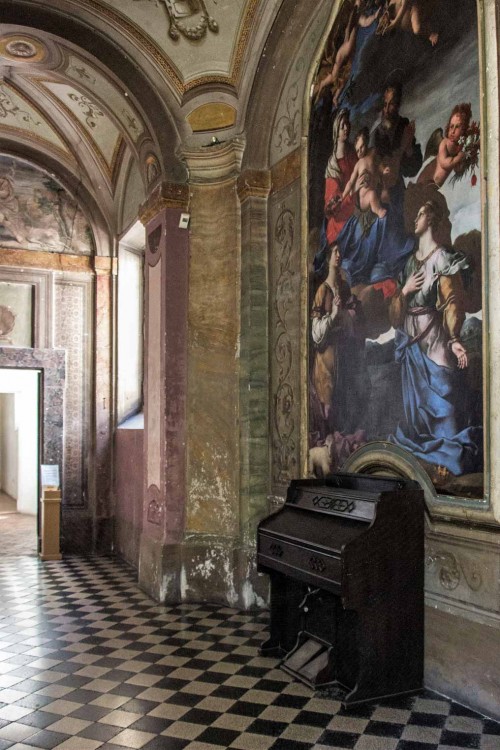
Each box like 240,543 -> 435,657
64,54 -> 145,144
40,80 -> 121,167
0,81 -> 70,156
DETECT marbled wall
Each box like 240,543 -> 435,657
186,178 -> 240,539
55,275 -> 92,508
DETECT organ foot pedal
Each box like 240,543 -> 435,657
281,633 -> 335,688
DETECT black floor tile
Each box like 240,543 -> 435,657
439,728 -> 481,747
316,729 -> 359,748
23,729 -> 71,748
0,525 -> 498,750
196,726 -> 241,745
366,719 -> 405,737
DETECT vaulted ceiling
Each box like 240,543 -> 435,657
0,0 -> 318,241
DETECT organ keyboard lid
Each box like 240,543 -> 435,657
285,473 -> 417,522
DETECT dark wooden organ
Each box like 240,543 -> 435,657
257,473 -> 424,707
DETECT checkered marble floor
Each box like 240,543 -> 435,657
0,515 -> 499,749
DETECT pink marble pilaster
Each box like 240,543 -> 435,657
142,204 -> 189,549
93,262 -> 114,535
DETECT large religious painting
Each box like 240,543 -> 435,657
308,0 -> 483,499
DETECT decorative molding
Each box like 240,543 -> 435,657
0,249 -> 92,272
162,0 -> 218,42
0,34 -> 48,63
272,205 -> 297,485
237,169 -> 271,202
93,257 -> 114,273
181,138 -> 245,184
271,149 -> 301,194
426,549 -> 483,593
111,136 -> 127,189
139,181 -> 190,224
0,266 -> 53,348
64,0 -> 259,95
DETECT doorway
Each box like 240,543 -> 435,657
0,368 -> 40,555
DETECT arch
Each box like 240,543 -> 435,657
342,440 -> 438,514
0,0 -> 185,182
243,1 -> 332,170
0,140 -> 111,256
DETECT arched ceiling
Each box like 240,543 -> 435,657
0,0 -> 322,242
0,25 -> 162,238
0,0 -> 287,140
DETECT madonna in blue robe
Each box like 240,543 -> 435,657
337,186 -> 415,286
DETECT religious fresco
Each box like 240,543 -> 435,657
308,0 -> 483,498
0,155 -> 94,255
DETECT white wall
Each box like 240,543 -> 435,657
117,232 -> 144,423
0,369 -> 39,514
0,393 -> 18,500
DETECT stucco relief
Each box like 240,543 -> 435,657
133,0 -> 218,41
426,549 -> 482,592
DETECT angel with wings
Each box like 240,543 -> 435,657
417,103 -> 476,187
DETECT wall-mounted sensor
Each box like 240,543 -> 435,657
179,213 -> 190,229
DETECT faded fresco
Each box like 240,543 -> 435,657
0,282 -> 33,347
308,0 -> 483,498
0,155 -> 94,255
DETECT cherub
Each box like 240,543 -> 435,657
314,0 -> 382,104
341,127 -> 387,218
378,0 -> 439,46
417,103 -> 471,187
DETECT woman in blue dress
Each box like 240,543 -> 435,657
388,200 -> 482,476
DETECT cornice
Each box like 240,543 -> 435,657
139,181 -> 190,225
237,168 -> 271,201
181,138 -> 246,184
270,147 -> 301,194
0,248 -> 93,271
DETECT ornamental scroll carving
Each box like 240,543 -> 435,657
133,0 -> 218,41
426,550 -> 483,592
272,206 -> 297,485
273,59 -> 304,154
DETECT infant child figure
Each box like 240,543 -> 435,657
341,127 -> 387,218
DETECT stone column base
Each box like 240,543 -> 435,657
138,535 -> 268,610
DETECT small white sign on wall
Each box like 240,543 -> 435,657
41,464 -> 60,489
